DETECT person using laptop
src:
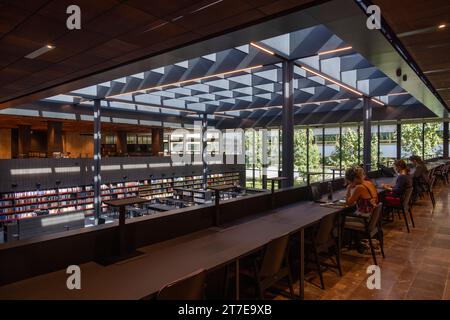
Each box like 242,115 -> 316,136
381,159 -> 413,206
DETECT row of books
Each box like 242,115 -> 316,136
0,172 -> 241,219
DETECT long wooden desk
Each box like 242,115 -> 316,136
0,177 -> 395,300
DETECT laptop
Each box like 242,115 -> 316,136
310,184 -> 325,203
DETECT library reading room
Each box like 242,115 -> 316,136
0,0 -> 449,302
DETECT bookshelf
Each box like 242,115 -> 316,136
0,171 -> 242,223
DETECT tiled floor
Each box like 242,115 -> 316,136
278,180 -> 450,300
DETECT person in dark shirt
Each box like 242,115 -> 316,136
409,155 -> 429,193
381,159 -> 413,206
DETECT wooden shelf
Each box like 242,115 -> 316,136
0,171 -> 241,222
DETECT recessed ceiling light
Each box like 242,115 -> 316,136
438,24 -> 446,29
25,44 -> 55,59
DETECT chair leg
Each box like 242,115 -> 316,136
287,269 -> 295,297
367,234 -> 378,265
252,260 -> 264,300
335,244 -> 342,276
402,208 -> 410,233
377,229 -> 385,258
409,208 -> 415,228
256,281 -> 264,300
313,246 -> 325,289
223,264 -> 230,299
429,191 -> 436,208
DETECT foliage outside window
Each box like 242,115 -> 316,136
401,123 -> 441,159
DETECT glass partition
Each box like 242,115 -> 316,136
401,123 -> 423,158
424,122 -> 443,160
379,124 -> 397,166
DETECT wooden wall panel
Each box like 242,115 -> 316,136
63,132 -> 93,158
0,129 -> 11,159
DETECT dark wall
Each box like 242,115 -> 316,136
30,130 -> 47,153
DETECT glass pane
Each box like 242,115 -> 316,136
267,129 -> 280,188
424,122 -> 443,160
324,127 -> 340,180
339,126 -> 360,170
245,130 -> 255,188
401,123 -> 423,158
294,127 -> 307,186
371,125 -> 379,169
379,124 -> 397,166
310,128 -> 323,183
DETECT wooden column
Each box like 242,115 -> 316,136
18,125 -> 31,158
116,131 -> 127,155
47,121 -> 63,157
151,128 -> 163,156
444,121 -> 449,159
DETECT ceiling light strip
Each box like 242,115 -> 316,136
371,98 -> 385,106
387,92 -> 409,96
250,42 -> 275,55
318,46 -> 353,56
107,65 -> 263,98
300,65 -> 364,96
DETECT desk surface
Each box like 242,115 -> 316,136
0,177 -> 394,300
209,185 -> 236,191
104,197 -> 150,207
146,203 -> 176,212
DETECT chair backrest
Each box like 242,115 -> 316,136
315,212 -> 338,245
402,187 -> 413,210
259,234 -> 290,279
156,269 -> 206,300
368,203 -> 383,232
429,175 -> 436,190
428,168 -> 434,181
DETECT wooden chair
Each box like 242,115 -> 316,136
344,203 -> 385,265
228,234 -> 294,299
383,187 -> 414,232
305,212 -> 342,289
156,269 -> 207,300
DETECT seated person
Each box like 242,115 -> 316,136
409,155 -> 429,193
345,166 -> 378,215
381,159 -> 413,206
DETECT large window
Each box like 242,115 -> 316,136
401,123 -> 423,158
371,125 -> 379,169
244,120 -> 447,188
424,122 -> 443,160
324,127 -> 340,180
267,128 -> 280,180
293,127 -> 308,186
379,124 -> 397,166
245,130 -> 255,188
309,128 -> 323,183
337,125 -> 360,170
